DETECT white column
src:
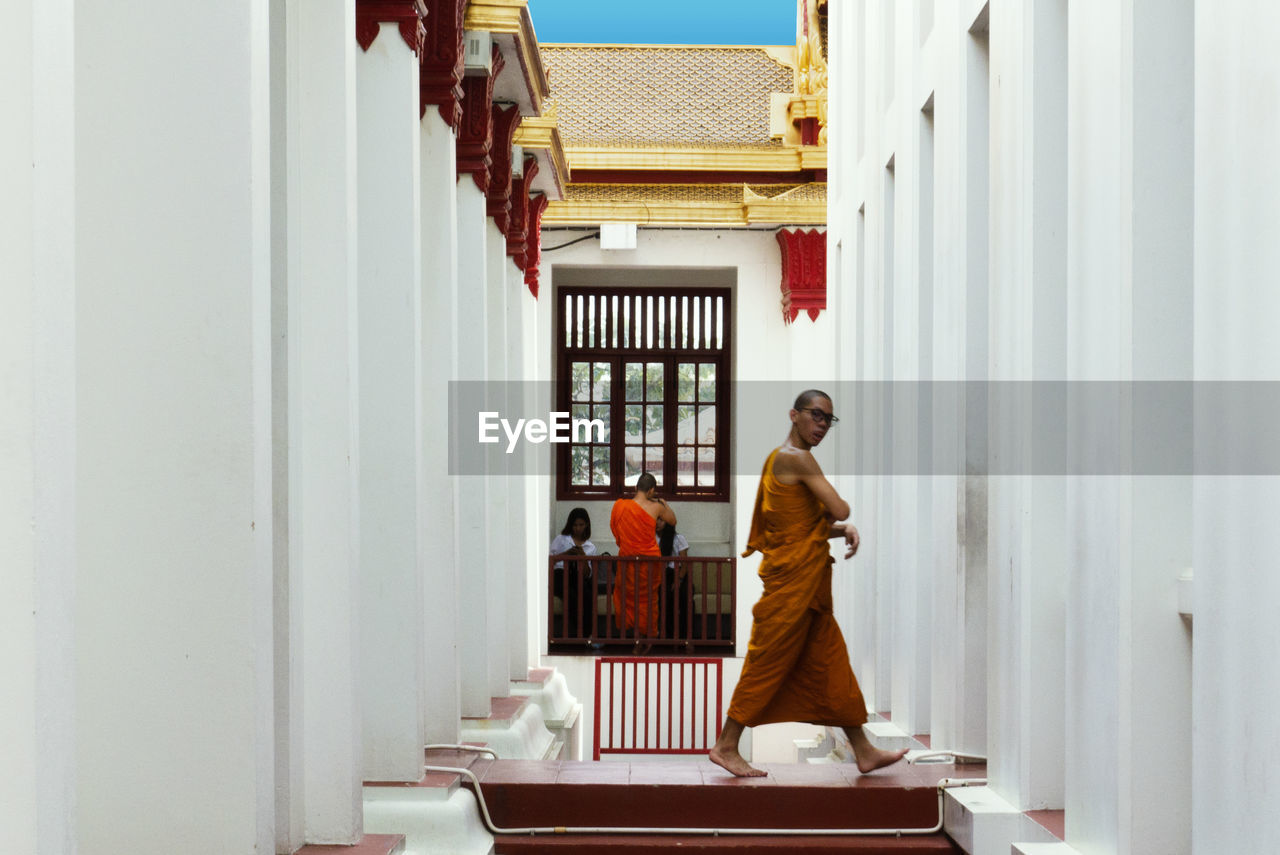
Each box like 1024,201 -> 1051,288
888,2 -> 931,734
73,0 -> 275,850
529,260 -> 554,658
519,268 -> 545,666
1193,5 -> 1280,853
357,20 -> 426,783
985,0 -> 1068,811
485,218 -> 512,699
421,110 -> 462,744
926,0 -> 988,758
506,255 -> 532,681
268,0 -> 303,848
288,0 -> 362,841
455,179 -> 492,716
1,3 -> 76,852
1066,0 -> 1193,851
875,165 -> 896,720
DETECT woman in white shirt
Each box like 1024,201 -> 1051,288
550,508 -> 597,639
656,516 -> 689,640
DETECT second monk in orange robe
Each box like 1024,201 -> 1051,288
610,472 -> 676,637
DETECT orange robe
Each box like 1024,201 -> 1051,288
726,449 -> 868,728
610,498 -> 662,635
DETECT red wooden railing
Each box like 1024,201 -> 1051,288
547,554 -> 735,650
593,657 -> 723,760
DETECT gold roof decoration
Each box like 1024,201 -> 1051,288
744,182 -> 826,204
512,101 -> 570,198
793,0 -> 829,145
544,182 -> 826,228
540,45 -> 794,149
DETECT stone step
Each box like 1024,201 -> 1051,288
431,749 -> 983,840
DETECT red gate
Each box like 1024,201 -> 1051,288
592,657 -> 723,760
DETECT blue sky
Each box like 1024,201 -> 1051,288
527,0 -> 796,45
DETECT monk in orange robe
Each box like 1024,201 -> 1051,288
610,472 -> 676,638
709,390 -> 907,777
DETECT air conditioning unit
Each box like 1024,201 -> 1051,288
463,30 -> 492,74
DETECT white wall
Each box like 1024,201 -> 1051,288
2,2 -> 76,851
829,0 -> 1203,851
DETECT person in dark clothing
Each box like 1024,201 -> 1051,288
657,516 -> 690,642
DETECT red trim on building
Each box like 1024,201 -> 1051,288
456,47 -> 506,192
567,169 -> 823,186
355,0 -> 427,57
419,0 -> 467,127
507,155 -> 540,263
486,105 -> 522,232
776,228 -> 826,323
524,194 -> 549,299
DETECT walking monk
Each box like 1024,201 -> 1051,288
710,390 -> 906,777
610,472 -> 677,639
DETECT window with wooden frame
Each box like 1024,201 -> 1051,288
556,286 -> 731,502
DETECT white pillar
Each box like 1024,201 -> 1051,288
357,20 -> 426,784
529,264 -> 555,659
506,256 -> 532,682
985,0 -> 1068,811
926,0 -> 988,758
485,218 -> 511,698
268,0 -> 303,847
873,151 -> 895,717
456,179 -> 492,716
1066,0 -> 1193,851
1,3 -> 76,851
1192,4 -> 1280,854
73,0 -> 275,850
888,1 -> 932,734
288,0 -> 363,841
421,109 -> 462,744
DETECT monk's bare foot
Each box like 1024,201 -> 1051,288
709,746 -> 767,777
854,746 -> 908,774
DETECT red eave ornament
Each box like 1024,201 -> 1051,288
776,228 -> 826,323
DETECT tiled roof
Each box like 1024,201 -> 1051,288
540,45 -> 794,149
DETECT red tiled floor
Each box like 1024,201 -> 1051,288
424,747 -> 491,766
475,760 -> 559,783
463,695 -> 526,721
627,762 -> 704,784
495,833 -> 960,853
526,667 -> 555,683
1026,809 -> 1065,840
297,833 -> 404,855
764,762 -> 852,787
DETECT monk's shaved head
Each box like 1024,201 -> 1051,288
793,389 -> 832,410
636,472 -> 657,493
